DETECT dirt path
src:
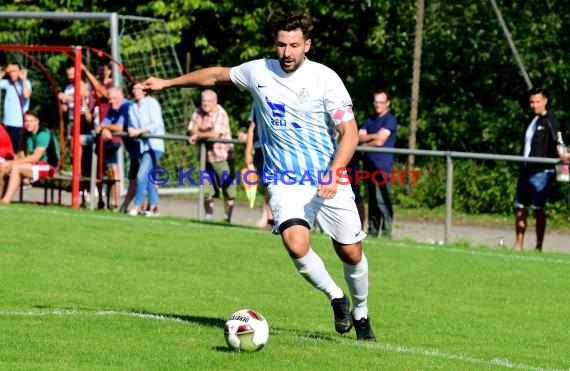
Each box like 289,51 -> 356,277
154,195 -> 569,254
20,187 -> 569,254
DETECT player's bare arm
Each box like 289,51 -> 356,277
143,67 -> 234,92
244,121 -> 256,167
332,119 -> 359,174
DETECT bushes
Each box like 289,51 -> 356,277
392,161 -> 446,209
452,160 -> 517,214
390,159 -> 569,216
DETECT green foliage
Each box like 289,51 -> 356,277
392,159 -> 569,216
392,161 -> 447,209
2,1 -> 570,214
452,160 -> 518,214
419,1 -> 570,153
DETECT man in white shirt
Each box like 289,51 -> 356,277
514,87 -> 560,252
143,11 -> 375,341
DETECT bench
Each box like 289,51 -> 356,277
19,174 -> 119,207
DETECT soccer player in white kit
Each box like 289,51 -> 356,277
143,11 -> 375,341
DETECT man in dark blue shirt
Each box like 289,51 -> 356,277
359,89 -> 397,238
97,86 -> 137,209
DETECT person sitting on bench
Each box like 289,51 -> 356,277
0,111 -> 60,204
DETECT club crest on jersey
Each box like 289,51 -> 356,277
297,88 -> 309,104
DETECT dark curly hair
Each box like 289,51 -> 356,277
272,11 -> 312,40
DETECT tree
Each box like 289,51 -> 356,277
3,1 -> 570,214
409,0 -> 425,181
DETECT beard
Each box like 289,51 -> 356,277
279,57 -> 300,73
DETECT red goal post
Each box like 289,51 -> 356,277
0,44 -> 83,208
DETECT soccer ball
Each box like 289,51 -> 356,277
224,309 -> 269,351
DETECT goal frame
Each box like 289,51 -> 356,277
0,11 -> 124,88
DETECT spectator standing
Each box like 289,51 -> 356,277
97,87 -> 133,210
58,65 -> 95,203
188,89 -> 236,222
127,82 -> 165,216
82,63 -> 128,209
0,111 -> 59,203
514,87 -> 560,252
82,62 -> 113,124
0,62 -> 32,152
58,65 -> 90,141
58,65 -> 93,166
143,11 -> 375,341
359,89 -> 397,238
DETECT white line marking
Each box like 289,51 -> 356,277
383,240 -> 570,265
298,335 -> 558,371
0,309 -> 191,324
0,309 -> 558,370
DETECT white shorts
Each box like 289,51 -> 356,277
31,162 -> 56,182
268,183 -> 366,244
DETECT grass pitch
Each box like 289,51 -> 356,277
1,204 -> 569,370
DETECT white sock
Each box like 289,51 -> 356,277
292,247 -> 344,300
343,253 -> 369,320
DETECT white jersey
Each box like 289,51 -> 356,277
230,58 -> 352,186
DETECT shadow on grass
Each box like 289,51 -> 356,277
271,327 -> 340,342
28,305 -> 342,346
213,346 -> 237,352
130,310 -> 343,348
137,310 -> 227,328
31,305 -> 227,328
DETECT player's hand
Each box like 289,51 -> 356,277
316,171 -> 338,199
142,77 -> 168,93
19,69 -> 27,80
